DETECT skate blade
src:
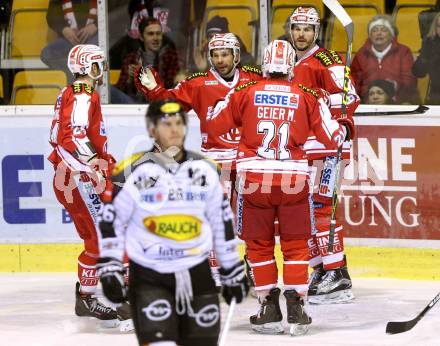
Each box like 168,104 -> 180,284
119,318 -> 134,332
99,319 -> 120,329
308,289 -> 354,305
251,322 -> 284,334
289,323 -> 309,336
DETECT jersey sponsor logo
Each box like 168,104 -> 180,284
142,188 -> 207,203
142,299 -> 172,321
186,72 -> 208,80
142,243 -> 201,260
315,51 -> 335,67
241,65 -> 262,75
254,91 -> 299,109
143,214 -> 202,241
318,156 -> 338,198
220,128 -> 241,144
235,80 -> 257,91
72,126 -> 87,139
195,304 -> 220,327
264,84 -> 291,92
299,84 -> 319,98
205,80 -> 218,86
100,121 -> 106,136
328,50 -> 343,64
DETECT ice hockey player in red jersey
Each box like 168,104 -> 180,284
134,32 -> 262,186
48,44 -> 130,327
207,39 -> 352,336
289,7 -> 360,304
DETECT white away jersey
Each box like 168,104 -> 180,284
98,150 -> 240,273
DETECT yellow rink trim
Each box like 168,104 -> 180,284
0,243 -> 439,280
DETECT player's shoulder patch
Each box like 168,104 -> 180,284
186,151 -> 221,176
71,83 -> 94,94
186,71 -> 208,80
299,84 -> 320,98
314,49 -> 343,67
235,80 -> 257,92
241,65 -> 262,75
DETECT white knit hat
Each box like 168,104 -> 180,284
368,18 -> 395,37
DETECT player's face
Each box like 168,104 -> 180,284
368,86 -> 388,105
142,23 -> 163,52
291,24 -> 316,51
370,25 -> 392,50
151,115 -> 186,152
211,49 -> 235,76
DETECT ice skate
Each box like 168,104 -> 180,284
284,289 -> 312,336
250,287 -> 284,334
307,263 -> 326,296
75,282 -> 118,328
116,302 -> 134,332
307,267 -> 354,304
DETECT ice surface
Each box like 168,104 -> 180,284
0,273 -> 439,346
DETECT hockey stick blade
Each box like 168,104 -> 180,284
386,291 -> 440,334
356,105 -> 429,116
323,0 -> 352,27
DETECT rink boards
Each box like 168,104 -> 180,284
0,104 -> 439,278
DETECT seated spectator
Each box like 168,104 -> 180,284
192,15 -> 254,71
413,12 -> 440,104
115,17 -> 180,103
351,14 -> 418,104
41,0 -> 99,75
366,79 -> 396,105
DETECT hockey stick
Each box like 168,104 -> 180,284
218,297 -> 236,346
355,105 -> 429,116
386,291 -> 440,334
322,0 -> 353,253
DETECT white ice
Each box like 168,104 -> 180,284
0,273 -> 439,346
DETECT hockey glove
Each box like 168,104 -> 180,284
97,257 -> 127,304
219,260 -> 249,305
134,66 -> 157,91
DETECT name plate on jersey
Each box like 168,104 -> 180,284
143,214 -> 202,241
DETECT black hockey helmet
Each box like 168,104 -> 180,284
146,99 -> 187,127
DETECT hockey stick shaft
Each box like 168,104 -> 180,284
386,291 -> 440,334
355,105 -> 429,116
323,0 -> 353,253
218,297 -> 236,346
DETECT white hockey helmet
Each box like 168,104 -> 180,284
290,7 -> 321,42
262,40 -> 295,79
67,44 -> 107,80
207,33 -> 241,68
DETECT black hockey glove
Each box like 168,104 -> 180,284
219,260 -> 249,305
96,257 -> 126,304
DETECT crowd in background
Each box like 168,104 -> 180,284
1,0 -> 440,106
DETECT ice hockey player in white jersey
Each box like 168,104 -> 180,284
96,99 -> 249,346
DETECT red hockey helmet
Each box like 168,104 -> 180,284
290,7 -> 321,42
207,33 -> 241,68
67,44 -> 107,80
262,40 -> 295,79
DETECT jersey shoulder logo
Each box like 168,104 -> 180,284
327,50 -> 343,64
112,152 -> 144,176
299,84 -> 319,98
72,84 -> 94,94
186,72 -> 208,80
241,65 -> 262,75
235,80 -> 257,91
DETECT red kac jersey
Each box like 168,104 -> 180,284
293,46 -> 359,159
136,66 -> 263,163
48,82 -> 108,171
207,79 -> 346,186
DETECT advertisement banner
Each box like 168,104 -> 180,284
340,117 -> 440,240
0,106 -> 439,243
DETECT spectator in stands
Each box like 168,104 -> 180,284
351,14 -> 418,104
366,79 -> 396,105
413,12 -> 440,105
192,15 -> 254,71
41,0 -> 99,73
115,17 -> 180,103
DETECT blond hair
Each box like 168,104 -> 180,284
427,12 -> 440,39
